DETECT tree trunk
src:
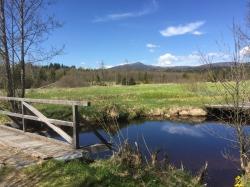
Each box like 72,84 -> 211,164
20,0 -> 25,98
0,0 -> 14,98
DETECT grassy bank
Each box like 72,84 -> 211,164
1,82 -> 246,122
21,83 -> 222,121
0,159 -> 202,187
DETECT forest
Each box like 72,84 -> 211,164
1,62 -> 249,88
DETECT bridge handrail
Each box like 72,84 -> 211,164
0,96 -> 90,106
0,96 -> 91,149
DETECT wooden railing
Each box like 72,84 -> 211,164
0,97 -> 90,149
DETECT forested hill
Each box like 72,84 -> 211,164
0,62 -> 249,89
109,61 -> 246,71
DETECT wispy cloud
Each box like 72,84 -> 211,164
146,43 -> 159,53
160,21 -> 205,37
93,0 -> 158,22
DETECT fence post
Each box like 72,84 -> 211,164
72,104 -> 80,149
21,101 -> 26,132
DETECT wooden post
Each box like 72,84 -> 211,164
21,101 -> 26,132
72,105 -> 80,149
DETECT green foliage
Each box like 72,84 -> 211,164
128,77 -> 136,85
18,158 -> 200,187
121,77 -> 127,85
144,72 -> 149,83
0,166 -> 14,182
116,73 -> 122,84
0,114 -> 10,124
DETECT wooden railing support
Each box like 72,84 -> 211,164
21,101 -> 26,132
22,102 -> 73,144
72,105 -> 80,149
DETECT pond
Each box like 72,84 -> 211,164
77,120 -> 244,187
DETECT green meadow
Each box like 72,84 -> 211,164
22,83 -> 223,121
27,83 -> 216,108
0,82 -> 240,122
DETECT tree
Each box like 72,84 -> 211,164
99,60 -> 106,82
0,0 -> 62,99
128,77 -> 136,85
201,24 -> 250,173
121,77 -> 127,85
96,74 -> 101,84
0,0 -> 14,98
116,73 -> 122,84
143,72 -> 149,84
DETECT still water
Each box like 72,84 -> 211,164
77,120 -> 244,187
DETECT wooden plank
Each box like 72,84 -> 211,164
205,104 -> 250,109
92,129 -> 112,150
0,125 -> 85,160
22,102 -> 73,144
0,125 -> 71,147
21,101 -> 26,132
0,96 -> 90,106
72,105 -> 80,149
0,125 -> 110,160
0,110 -> 73,127
83,143 -> 110,153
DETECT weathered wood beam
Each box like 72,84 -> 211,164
72,105 -> 80,149
0,96 -> 90,106
83,143 -> 110,153
92,129 -> 113,150
205,104 -> 250,109
22,102 -> 73,144
0,110 -> 73,127
21,101 -> 26,132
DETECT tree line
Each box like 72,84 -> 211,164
2,62 -> 250,89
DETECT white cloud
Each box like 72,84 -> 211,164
146,43 -> 159,48
157,52 -> 200,66
146,43 -> 159,53
157,51 -> 231,67
192,31 -> 203,35
162,125 -> 203,137
157,53 -> 178,66
160,21 -> 205,37
104,65 -> 114,69
93,0 -> 158,22
240,46 -> 250,57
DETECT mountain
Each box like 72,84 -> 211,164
109,62 -> 247,71
199,62 -> 239,68
110,62 -> 156,71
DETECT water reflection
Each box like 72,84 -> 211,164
161,124 -> 204,137
79,120 -> 243,187
51,120 -> 245,187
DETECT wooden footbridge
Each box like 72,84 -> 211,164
0,97 -> 110,160
205,104 -> 250,121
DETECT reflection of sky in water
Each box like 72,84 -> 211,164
53,120 -> 247,187
161,124 -> 204,137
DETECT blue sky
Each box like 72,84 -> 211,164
44,0 -> 247,68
